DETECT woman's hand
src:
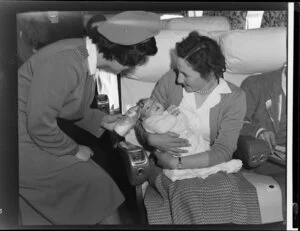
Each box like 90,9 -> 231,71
167,104 -> 180,116
101,114 -> 124,131
258,130 -> 276,152
147,131 -> 190,154
75,145 -> 94,162
154,151 -> 178,169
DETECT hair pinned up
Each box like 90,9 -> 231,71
176,31 -> 226,81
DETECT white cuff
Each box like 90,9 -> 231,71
255,127 -> 267,138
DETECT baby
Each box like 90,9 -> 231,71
137,98 -> 243,181
114,98 -> 243,182
137,98 -> 210,157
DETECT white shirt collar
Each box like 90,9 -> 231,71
215,78 -> 232,94
185,78 -> 232,95
184,78 -> 232,111
201,78 -> 232,110
282,67 -> 286,96
85,37 -> 97,75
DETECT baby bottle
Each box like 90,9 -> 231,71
114,105 -> 141,137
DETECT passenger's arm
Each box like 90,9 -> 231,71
239,77 -> 277,151
239,77 -> 264,138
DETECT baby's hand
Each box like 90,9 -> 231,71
167,105 -> 180,116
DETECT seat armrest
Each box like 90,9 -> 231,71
233,135 -> 271,169
116,140 -> 150,186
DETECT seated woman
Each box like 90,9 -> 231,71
134,31 -> 265,224
137,97 -> 242,181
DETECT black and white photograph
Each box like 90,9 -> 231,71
0,1 -> 299,230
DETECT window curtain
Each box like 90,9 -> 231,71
261,11 -> 287,28
203,11 -> 247,30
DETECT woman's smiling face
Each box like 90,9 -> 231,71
175,57 -> 208,93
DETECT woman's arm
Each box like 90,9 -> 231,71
186,89 -> 246,168
156,89 -> 247,169
26,51 -> 83,156
75,107 -> 106,138
135,70 -> 173,146
135,70 -> 190,153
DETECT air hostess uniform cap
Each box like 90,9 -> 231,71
94,11 -> 164,45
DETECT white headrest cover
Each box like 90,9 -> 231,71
220,27 -> 287,74
126,30 -> 211,82
166,16 -> 230,32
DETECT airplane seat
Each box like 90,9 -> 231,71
118,15 -> 287,225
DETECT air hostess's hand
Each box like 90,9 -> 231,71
75,145 -> 94,162
147,131 -> 190,155
101,114 -> 124,131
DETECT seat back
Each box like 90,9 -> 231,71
119,16 -> 287,146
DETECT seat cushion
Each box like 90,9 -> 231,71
219,27 -> 287,74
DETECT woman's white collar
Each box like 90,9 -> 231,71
86,37 -> 97,75
215,78 -> 232,94
193,78 -> 232,111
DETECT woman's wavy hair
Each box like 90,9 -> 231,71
175,31 -> 226,81
87,20 -> 157,68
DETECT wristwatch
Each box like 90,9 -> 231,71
177,156 -> 183,169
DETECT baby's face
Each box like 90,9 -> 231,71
141,99 -> 164,118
